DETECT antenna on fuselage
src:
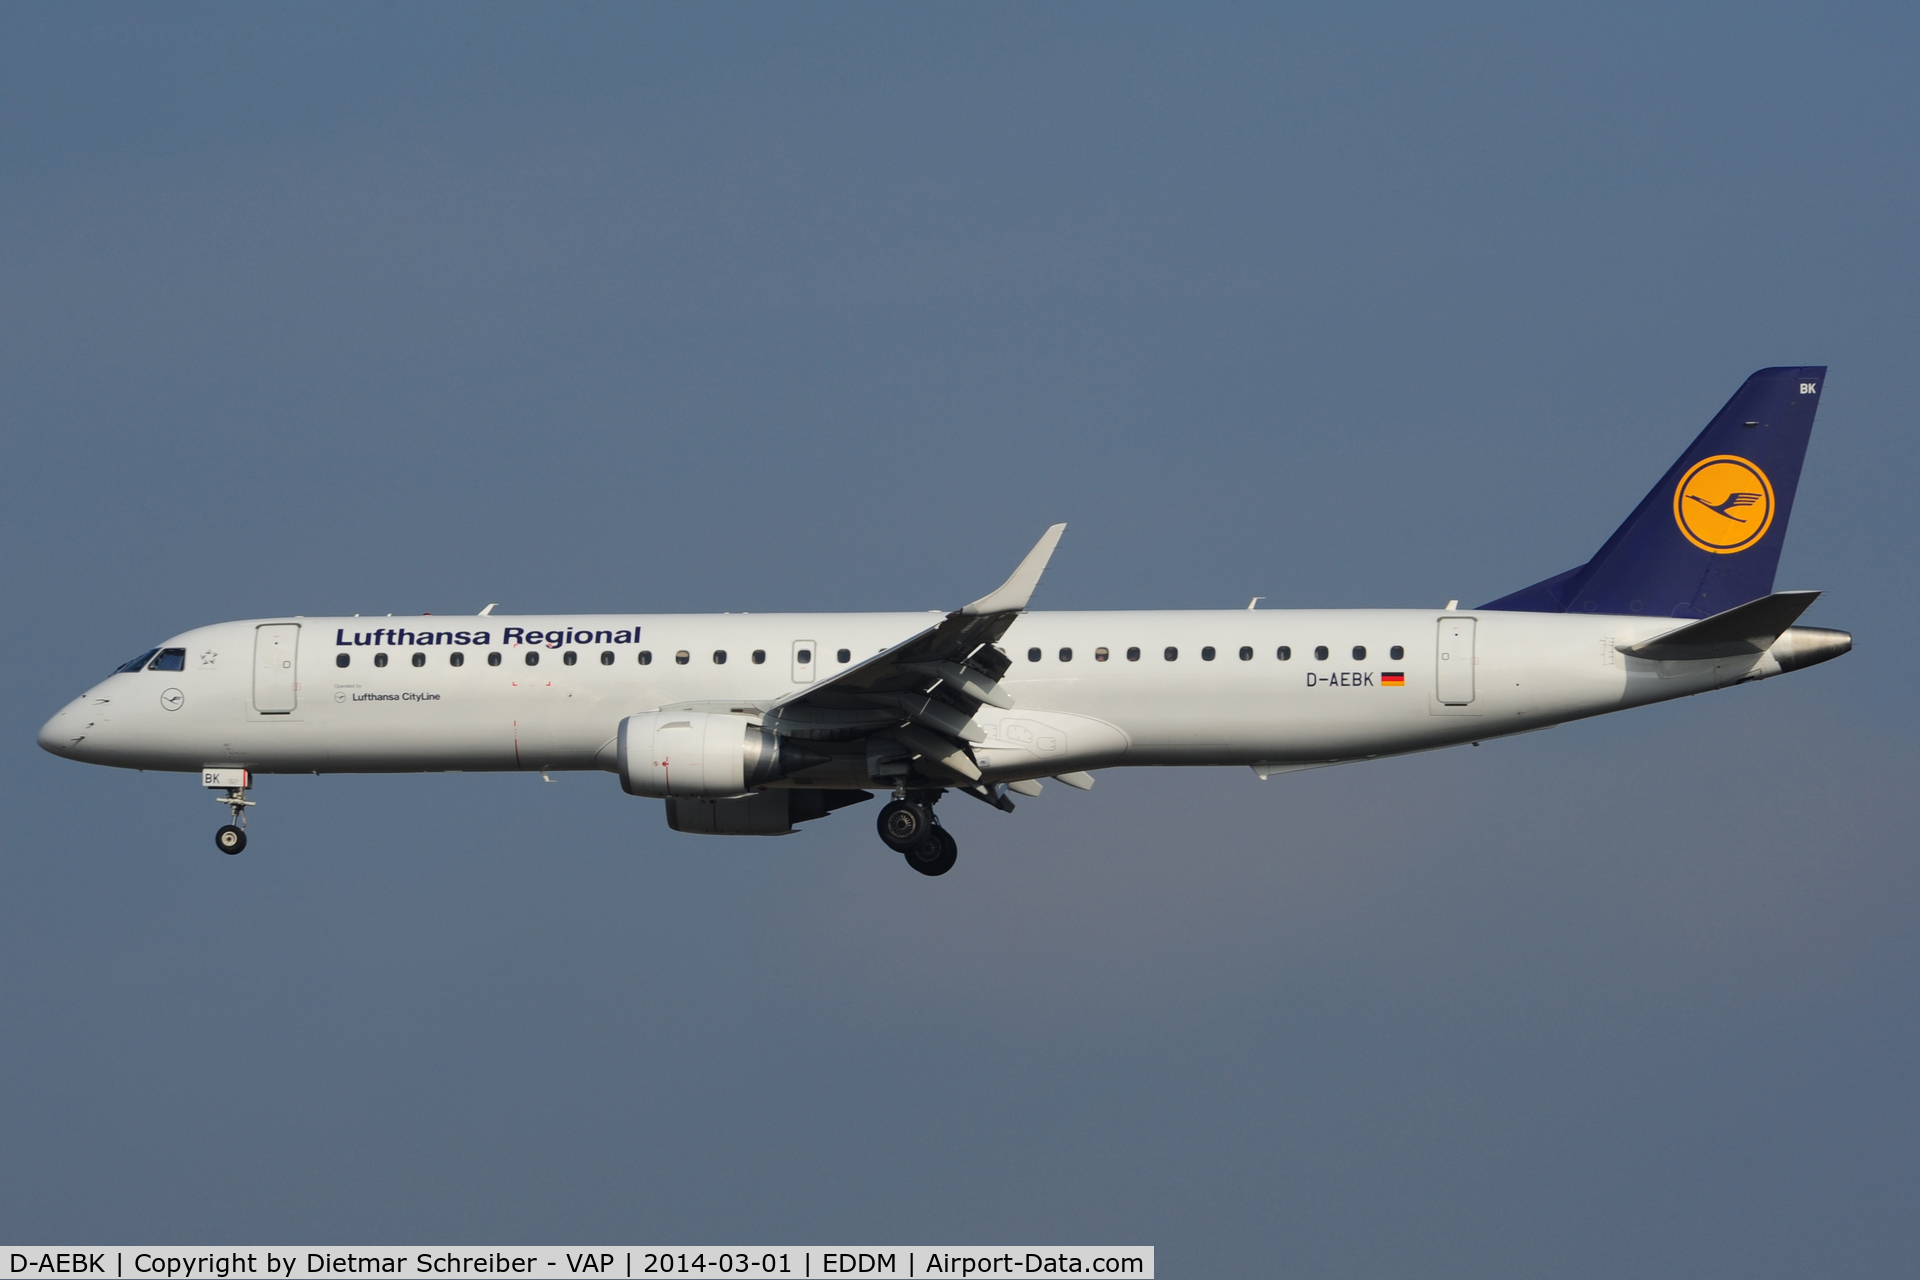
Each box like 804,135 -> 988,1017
1247,597 -> 1263,610
479,603 -> 497,616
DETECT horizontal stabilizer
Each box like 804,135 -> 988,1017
1618,590 -> 1820,660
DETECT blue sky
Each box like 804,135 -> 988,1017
3,5 -> 1916,1273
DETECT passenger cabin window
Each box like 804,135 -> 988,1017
1314,646 -> 1328,661
1095,647 -> 1110,662
1239,646 -> 1253,661
411,652 -> 426,667
116,648 -> 161,674
526,651 -> 540,666
563,651 -> 578,666
712,650 -> 727,664
1164,647 -> 1179,661
1127,647 -> 1141,661
374,653 -> 389,668
1277,646 -> 1292,660
1059,648 -> 1073,662
487,652 -> 502,667
150,649 -> 186,672
600,650 -> 614,666
1029,648 -> 1042,662
1390,645 -> 1404,660
335,653 -> 350,669
450,652 -> 465,667
639,650 -> 653,665
1201,646 -> 1216,661
675,651 -> 690,665
1352,646 -> 1366,661
837,649 -> 851,663
795,649 -> 810,664
752,650 -> 766,664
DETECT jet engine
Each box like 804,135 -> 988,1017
617,711 -> 827,798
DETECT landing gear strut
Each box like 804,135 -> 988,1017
204,767 -> 253,855
879,789 -> 958,876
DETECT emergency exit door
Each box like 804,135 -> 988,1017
1435,617 -> 1475,705
254,624 -> 301,713
791,640 -> 817,684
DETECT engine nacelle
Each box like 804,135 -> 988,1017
617,711 -> 825,798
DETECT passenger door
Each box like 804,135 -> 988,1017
253,624 -> 301,713
1435,617 -> 1475,705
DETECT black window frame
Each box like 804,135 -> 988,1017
115,648 -> 161,674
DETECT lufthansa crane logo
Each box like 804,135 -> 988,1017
1673,454 -> 1775,553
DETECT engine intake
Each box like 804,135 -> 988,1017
618,711 -> 828,798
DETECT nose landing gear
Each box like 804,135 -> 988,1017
879,789 -> 958,876
203,767 -> 253,855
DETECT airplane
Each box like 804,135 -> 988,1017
37,366 -> 1851,876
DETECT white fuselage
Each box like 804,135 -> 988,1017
37,607 -> 1796,786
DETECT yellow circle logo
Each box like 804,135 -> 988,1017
1673,455 -> 1775,553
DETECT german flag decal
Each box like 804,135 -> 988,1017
1380,672 -> 1405,686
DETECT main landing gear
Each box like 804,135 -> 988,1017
877,791 -> 958,876
204,768 -> 254,855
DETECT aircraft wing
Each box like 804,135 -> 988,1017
764,524 -> 1065,796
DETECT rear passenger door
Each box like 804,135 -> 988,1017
1435,617 -> 1475,705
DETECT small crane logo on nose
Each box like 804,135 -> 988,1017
160,688 -> 185,711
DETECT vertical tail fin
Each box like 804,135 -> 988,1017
1481,366 -> 1826,617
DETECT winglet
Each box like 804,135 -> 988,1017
959,524 -> 1067,616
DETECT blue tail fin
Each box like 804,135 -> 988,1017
1480,366 -> 1827,617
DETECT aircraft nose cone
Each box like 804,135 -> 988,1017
38,707 -> 71,756
38,697 -> 92,759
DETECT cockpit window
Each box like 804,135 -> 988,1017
148,649 -> 187,672
115,649 -> 161,674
